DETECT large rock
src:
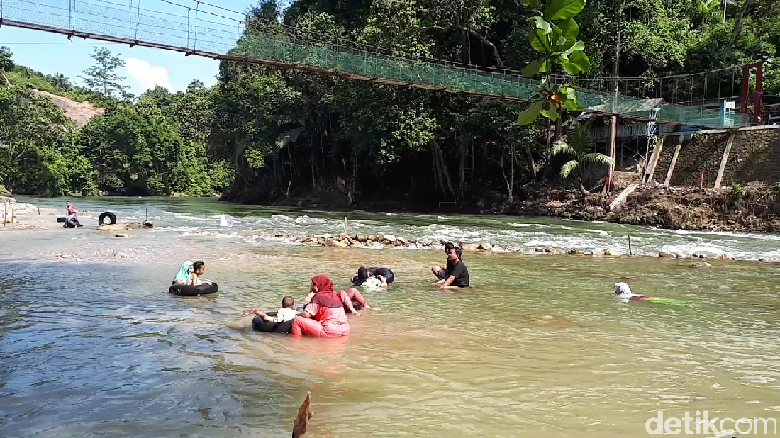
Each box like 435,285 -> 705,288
97,222 -> 142,231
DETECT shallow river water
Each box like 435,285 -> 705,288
1,197 -> 779,437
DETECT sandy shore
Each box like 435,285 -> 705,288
0,197 -> 60,230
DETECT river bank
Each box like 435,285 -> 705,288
0,195 -> 59,230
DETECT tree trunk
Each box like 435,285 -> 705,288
731,0 -> 755,49
605,0 -> 625,195
432,140 -> 456,198
459,139 -> 466,195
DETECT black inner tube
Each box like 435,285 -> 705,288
252,300 -> 363,333
99,211 -> 117,225
169,282 -> 219,296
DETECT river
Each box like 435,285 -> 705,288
1,197 -> 778,437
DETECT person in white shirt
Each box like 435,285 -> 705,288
244,296 -> 298,322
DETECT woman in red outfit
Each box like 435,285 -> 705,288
291,275 -> 361,338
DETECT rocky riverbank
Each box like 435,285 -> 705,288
511,184 -> 780,233
265,173 -> 780,234
0,195 -> 58,230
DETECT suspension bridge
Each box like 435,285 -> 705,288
0,0 -> 754,128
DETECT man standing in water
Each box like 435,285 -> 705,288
431,243 -> 469,289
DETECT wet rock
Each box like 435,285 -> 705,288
430,244 -> 443,251
544,247 -> 563,254
477,242 -> 492,251
567,249 -> 583,255
674,253 -> 687,259
295,235 -> 308,242
275,231 -> 288,238
351,241 -> 365,248
97,222 -> 142,231
142,221 -> 154,228
716,254 -> 733,261
115,233 -> 136,238
462,243 -> 478,252
602,248 -> 621,256
658,252 -> 674,258
333,240 -> 349,248
534,248 -> 545,253
491,246 -> 510,253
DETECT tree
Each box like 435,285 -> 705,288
550,121 -> 613,192
80,47 -> 129,99
0,46 -> 13,72
516,0 -> 591,126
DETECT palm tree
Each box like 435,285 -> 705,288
551,121 -> 614,192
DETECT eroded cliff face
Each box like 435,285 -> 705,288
29,89 -> 104,127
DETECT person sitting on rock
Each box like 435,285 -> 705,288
352,266 -> 394,288
244,296 -> 298,322
431,243 -> 469,289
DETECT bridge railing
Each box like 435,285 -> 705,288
0,0 -> 753,128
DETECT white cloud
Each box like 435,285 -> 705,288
124,58 -> 172,92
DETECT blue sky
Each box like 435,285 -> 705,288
0,0 -> 274,96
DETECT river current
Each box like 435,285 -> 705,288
1,197 -> 778,437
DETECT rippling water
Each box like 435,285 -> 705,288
1,197 -> 779,437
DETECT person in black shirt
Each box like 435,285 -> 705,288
352,266 -> 395,287
431,244 -> 469,288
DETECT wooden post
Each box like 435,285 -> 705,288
664,142 -> 682,186
605,116 -> 617,194
714,131 -> 736,189
628,235 -> 632,256
644,137 -> 663,183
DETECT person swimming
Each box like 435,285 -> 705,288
352,266 -> 394,288
614,282 -> 696,306
614,282 -> 648,302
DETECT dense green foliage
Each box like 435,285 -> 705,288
0,46 -> 230,196
0,0 -> 777,204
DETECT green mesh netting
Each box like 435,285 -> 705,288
1,0 -> 751,128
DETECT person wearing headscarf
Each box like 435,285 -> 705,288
300,282 -> 371,311
172,260 -> 193,285
291,275 -> 360,338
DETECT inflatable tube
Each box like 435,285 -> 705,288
169,282 -> 219,296
99,211 -> 117,225
252,313 -> 294,333
56,217 -> 66,223
253,300 -> 363,334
